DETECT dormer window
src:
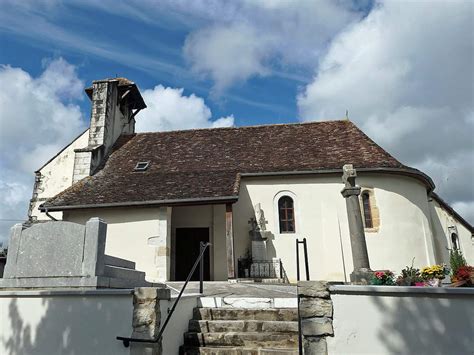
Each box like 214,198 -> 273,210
134,161 -> 150,171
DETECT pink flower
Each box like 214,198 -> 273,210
375,271 -> 385,279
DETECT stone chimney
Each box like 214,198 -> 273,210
72,78 -> 146,183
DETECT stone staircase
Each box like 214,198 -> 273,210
179,307 -> 299,354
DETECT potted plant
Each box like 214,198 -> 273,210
420,264 -> 449,287
454,265 -> 474,286
449,249 -> 467,283
370,270 -> 396,285
397,260 -> 422,286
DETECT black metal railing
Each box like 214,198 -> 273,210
237,258 -> 283,279
296,238 -> 310,355
116,242 -> 211,348
296,238 -> 310,281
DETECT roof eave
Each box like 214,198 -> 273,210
241,167 -> 435,191
40,195 -> 239,212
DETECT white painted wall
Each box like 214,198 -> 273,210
233,174 -> 439,282
0,290 -> 133,355
62,172 -> 472,283
429,198 -> 474,264
64,207 -> 166,282
160,295 -> 199,355
327,287 -> 474,355
30,130 -> 89,221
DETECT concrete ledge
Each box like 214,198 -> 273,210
0,288 -> 134,297
329,285 -> 474,295
0,276 -> 163,289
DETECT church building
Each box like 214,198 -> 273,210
29,78 -> 473,283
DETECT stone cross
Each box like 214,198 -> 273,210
340,164 -> 373,284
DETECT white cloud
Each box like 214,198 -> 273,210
297,0 -> 474,223
0,58 -> 86,242
182,0 -> 360,93
136,85 -> 234,132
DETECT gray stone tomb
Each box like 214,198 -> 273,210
0,218 -> 161,289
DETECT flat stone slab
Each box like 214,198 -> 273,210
184,332 -> 298,348
189,320 -> 298,333
194,308 -> 298,322
166,281 -> 296,298
199,297 -> 297,309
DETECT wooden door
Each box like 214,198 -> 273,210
175,228 -> 210,281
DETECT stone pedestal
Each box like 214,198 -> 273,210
251,240 -> 267,261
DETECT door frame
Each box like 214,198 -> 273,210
171,226 -> 214,281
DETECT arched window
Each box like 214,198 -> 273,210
278,196 -> 295,233
451,233 -> 459,250
362,191 -> 373,228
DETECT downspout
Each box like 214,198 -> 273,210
44,207 -> 58,221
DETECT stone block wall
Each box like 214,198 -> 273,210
130,287 -> 170,355
298,281 -> 334,355
72,150 -> 92,183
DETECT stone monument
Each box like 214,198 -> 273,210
340,164 -> 373,284
0,218 -> 161,289
248,203 -> 268,262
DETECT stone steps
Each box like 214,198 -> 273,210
180,346 -> 298,354
184,332 -> 298,348
189,320 -> 298,333
194,308 -> 298,321
103,264 -> 146,280
181,307 -> 298,354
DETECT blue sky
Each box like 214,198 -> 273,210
1,0 -> 340,125
0,0 -> 473,241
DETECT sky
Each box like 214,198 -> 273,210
0,0 -> 473,243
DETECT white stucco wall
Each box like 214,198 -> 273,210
327,287 -> 474,355
233,174 -> 437,282
64,207 -> 167,282
30,130 -> 89,221
0,290 -> 133,355
62,172 -> 471,283
160,295 -> 199,355
429,198 -> 474,264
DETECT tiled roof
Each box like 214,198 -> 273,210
42,120 -> 416,209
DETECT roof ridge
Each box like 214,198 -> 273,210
135,119 -> 349,135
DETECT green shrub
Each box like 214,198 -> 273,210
450,249 -> 467,275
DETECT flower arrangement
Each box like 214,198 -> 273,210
370,270 -> 396,285
454,265 -> 474,284
396,261 -> 422,286
420,264 -> 449,286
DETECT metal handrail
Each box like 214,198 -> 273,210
117,242 -> 211,348
296,238 -> 310,281
296,238 -> 309,355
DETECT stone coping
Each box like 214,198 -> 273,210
329,285 -> 474,295
0,288 -> 135,297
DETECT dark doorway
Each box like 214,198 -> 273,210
175,228 -> 210,281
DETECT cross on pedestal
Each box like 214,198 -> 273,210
341,164 -> 373,284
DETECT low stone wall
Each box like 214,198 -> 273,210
298,281 -> 333,354
298,282 -> 474,355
